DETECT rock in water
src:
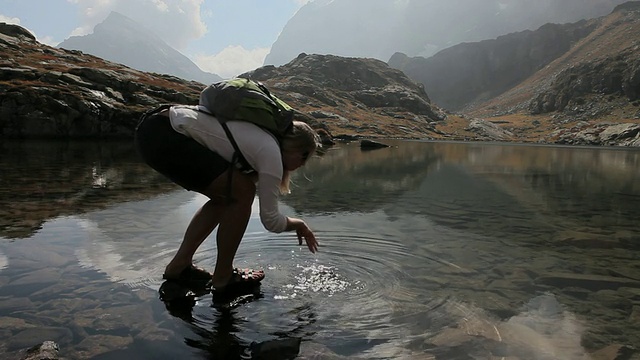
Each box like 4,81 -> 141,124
21,341 -> 59,360
360,139 -> 390,150
250,337 -> 301,360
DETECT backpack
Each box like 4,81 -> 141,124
198,77 -> 295,174
199,78 -> 294,139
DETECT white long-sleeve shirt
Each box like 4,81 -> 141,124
169,105 -> 287,233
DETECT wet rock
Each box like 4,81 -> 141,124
360,139 -> 389,149
20,341 -> 59,360
316,128 -> 335,146
250,337 -> 301,360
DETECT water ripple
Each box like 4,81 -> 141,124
238,229 -> 414,304
184,227 -> 454,353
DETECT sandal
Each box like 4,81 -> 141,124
212,268 -> 265,293
162,265 -> 213,282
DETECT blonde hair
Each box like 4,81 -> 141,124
279,121 -> 321,194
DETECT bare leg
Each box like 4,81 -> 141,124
163,168 -> 257,282
163,200 -> 223,277
210,188 -> 254,288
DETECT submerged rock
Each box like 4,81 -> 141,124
250,337 -> 301,360
21,341 -> 60,360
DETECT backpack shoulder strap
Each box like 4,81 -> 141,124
220,122 -> 254,173
194,107 -> 254,174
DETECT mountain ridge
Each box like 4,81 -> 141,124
265,0 -> 631,67
386,2 -> 640,146
58,11 -> 221,85
1,1 -> 639,147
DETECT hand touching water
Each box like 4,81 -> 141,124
287,217 -> 318,253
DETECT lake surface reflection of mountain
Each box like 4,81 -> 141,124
0,139 -> 639,359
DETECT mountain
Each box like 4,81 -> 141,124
264,0 -> 630,67
239,53 -> 446,139
1,16 -> 637,146
0,22 -> 204,138
58,11 -> 221,85
390,2 -> 640,146
388,20 -> 598,111
0,23 -> 440,140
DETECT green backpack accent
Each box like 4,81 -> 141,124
199,77 -> 294,139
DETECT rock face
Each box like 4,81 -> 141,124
0,23 -> 36,42
527,48 -> 640,114
241,53 -> 446,139
58,11 -> 222,85
0,23 -> 203,138
0,24 -> 444,139
2,9 -> 639,146
390,2 -> 640,114
389,21 -> 597,111
387,3 -> 640,146
548,122 -> 640,146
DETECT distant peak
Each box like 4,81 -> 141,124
105,11 -> 130,20
93,11 -> 156,39
101,11 -> 138,27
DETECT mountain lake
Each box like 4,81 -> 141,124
0,139 -> 639,359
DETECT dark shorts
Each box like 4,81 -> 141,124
134,109 -> 230,192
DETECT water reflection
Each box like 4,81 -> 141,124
0,140 -> 639,359
288,141 -> 640,235
0,140 -> 176,239
285,141 -> 441,214
158,280 -> 303,359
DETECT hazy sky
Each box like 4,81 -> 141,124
0,0 -> 310,77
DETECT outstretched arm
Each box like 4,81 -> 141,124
286,217 -> 318,253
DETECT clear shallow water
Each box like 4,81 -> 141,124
0,140 -> 639,359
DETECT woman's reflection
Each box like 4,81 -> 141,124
158,280 -> 303,359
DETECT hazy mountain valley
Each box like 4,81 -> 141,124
1,2 -> 639,146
